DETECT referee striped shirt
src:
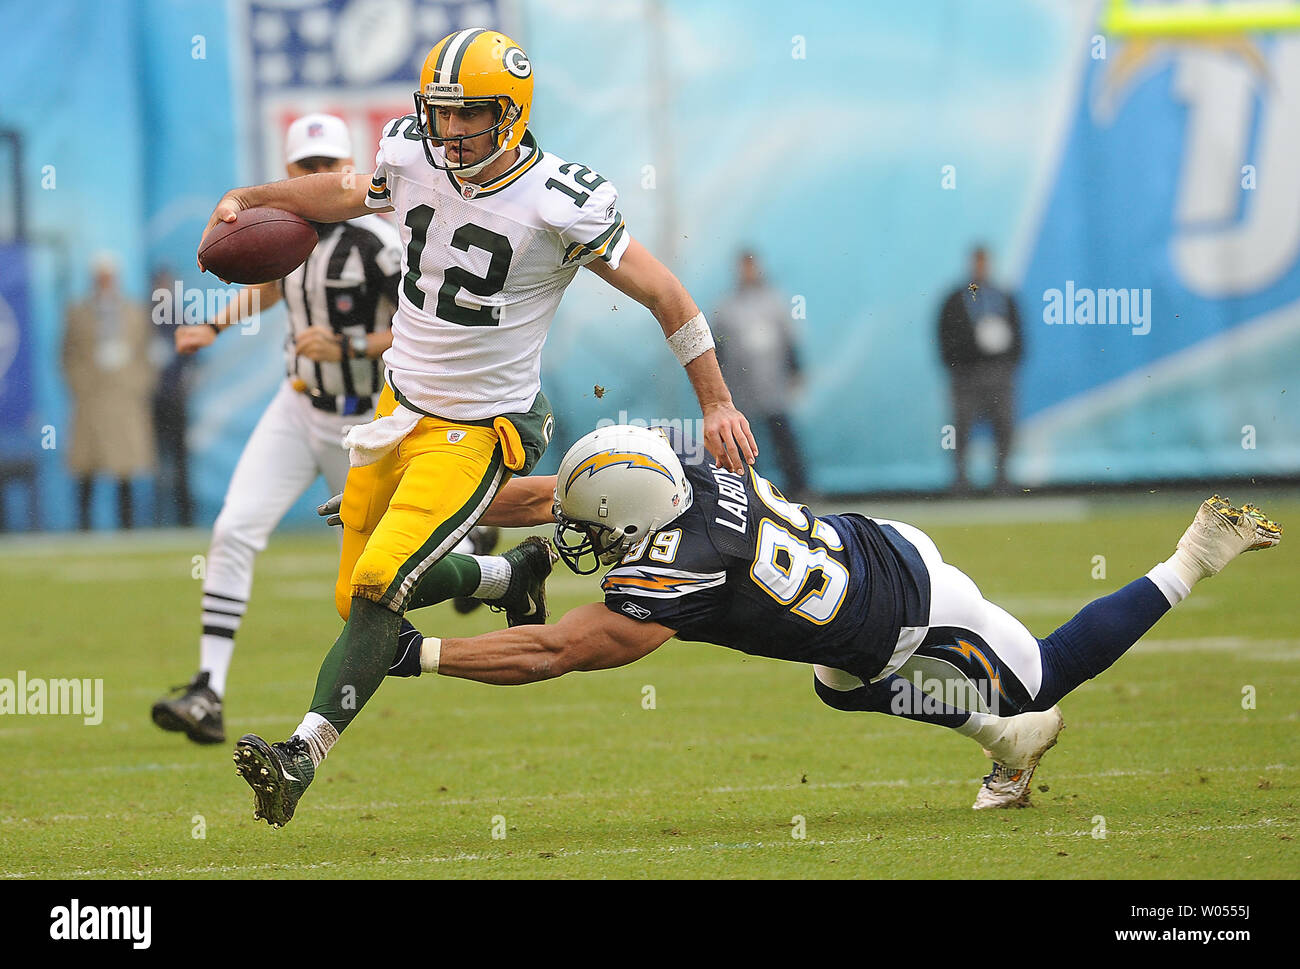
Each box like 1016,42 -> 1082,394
281,213 -> 401,398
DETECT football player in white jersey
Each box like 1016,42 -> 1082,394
156,113 -> 503,746
195,28 -> 759,826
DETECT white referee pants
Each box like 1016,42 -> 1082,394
204,381 -> 362,603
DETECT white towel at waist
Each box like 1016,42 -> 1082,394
342,403 -> 422,468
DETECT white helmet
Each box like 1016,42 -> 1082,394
553,425 -> 692,574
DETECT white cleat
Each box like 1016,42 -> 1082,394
972,706 -> 1064,810
1176,495 -> 1282,580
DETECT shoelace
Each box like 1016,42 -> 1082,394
277,737 -> 310,759
983,764 -> 1013,785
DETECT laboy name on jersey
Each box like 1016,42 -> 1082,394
710,465 -> 749,533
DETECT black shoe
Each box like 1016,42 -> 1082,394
486,536 -> 557,626
151,671 -> 225,744
233,734 -> 315,828
452,526 -> 502,614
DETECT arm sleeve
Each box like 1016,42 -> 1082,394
558,180 -> 630,270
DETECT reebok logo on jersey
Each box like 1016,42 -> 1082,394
622,602 -> 652,620
447,430 -> 467,444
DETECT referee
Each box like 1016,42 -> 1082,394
152,114 -> 412,744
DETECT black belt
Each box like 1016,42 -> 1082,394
307,392 -> 373,416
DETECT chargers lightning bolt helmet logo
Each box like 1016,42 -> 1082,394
553,426 -> 691,576
563,450 -> 676,493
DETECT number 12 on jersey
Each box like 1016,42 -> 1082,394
403,204 -> 513,326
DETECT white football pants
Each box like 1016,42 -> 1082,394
814,519 -> 1045,713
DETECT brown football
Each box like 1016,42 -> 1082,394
198,207 -> 318,284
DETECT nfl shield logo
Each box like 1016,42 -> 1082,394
243,0 -> 505,180
462,186 -> 476,200
447,429 -> 466,444
307,122 -> 324,137
335,294 -> 353,313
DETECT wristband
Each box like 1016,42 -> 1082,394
666,312 -> 714,367
420,636 -> 442,674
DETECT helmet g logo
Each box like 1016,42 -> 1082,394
503,47 -> 531,78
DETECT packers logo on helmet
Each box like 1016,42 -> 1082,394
414,28 -> 534,177
503,47 -> 531,78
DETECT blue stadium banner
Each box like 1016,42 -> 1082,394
0,243 -> 33,437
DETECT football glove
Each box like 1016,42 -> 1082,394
316,493 -> 343,527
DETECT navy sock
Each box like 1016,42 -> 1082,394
813,673 -> 972,729
1033,576 -> 1171,710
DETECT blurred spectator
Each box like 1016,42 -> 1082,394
938,245 -> 1022,493
149,266 -> 194,526
61,252 -> 158,529
713,249 -> 807,497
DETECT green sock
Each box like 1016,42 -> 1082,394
309,597 -> 402,733
405,552 -> 482,610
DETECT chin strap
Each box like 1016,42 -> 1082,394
448,145 -> 508,179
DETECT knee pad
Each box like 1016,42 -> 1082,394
814,674 -> 867,711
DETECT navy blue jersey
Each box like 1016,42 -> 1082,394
601,462 -> 931,681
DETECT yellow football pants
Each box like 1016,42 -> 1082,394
335,384 -> 509,619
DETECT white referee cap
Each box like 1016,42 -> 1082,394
285,113 -> 353,163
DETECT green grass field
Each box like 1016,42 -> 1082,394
2,490 -> 1296,879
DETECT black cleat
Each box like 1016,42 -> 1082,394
151,671 -> 225,744
233,734 -> 315,828
486,536 -> 557,626
452,525 -> 502,614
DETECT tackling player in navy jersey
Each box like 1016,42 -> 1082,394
310,424 -> 1282,816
